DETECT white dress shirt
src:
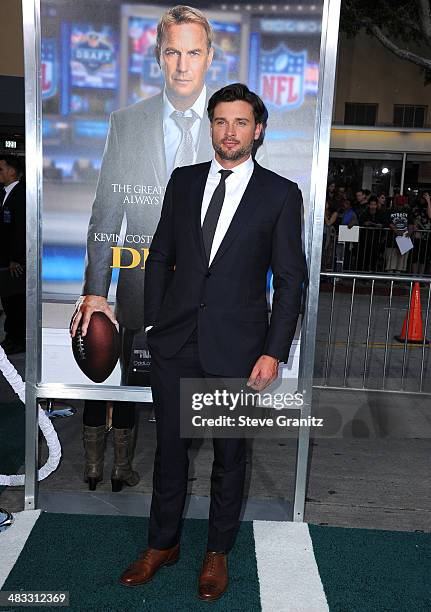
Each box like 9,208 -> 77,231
163,85 -> 207,177
2,180 -> 19,205
201,155 -> 254,265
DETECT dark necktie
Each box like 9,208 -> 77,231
0,187 -> 5,206
171,110 -> 198,169
202,169 -> 233,263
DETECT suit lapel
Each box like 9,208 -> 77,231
209,163 -> 263,269
189,162 -> 211,268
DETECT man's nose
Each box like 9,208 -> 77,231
176,53 -> 189,73
224,123 -> 237,137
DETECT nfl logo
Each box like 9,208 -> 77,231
41,39 -> 57,100
259,44 -> 306,110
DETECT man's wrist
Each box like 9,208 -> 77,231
262,354 -> 280,365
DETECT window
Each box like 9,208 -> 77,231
344,103 -> 378,126
393,105 -> 426,128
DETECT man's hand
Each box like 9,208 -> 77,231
9,261 -> 24,278
247,355 -> 279,391
70,295 -> 117,338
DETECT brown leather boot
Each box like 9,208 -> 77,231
83,425 -> 106,491
119,544 -> 180,587
111,427 -> 140,492
198,551 -> 228,601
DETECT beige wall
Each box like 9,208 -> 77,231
334,32 -> 429,126
331,127 -> 431,154
0,0 -> 24,77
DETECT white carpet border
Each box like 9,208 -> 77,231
253,520 -> 329,612
0,509 -> 41,589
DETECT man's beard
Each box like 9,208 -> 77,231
213,139 -> 254,161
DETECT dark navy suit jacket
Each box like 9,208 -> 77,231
144,160 -> 307,377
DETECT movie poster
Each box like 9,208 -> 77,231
40,1 -> 323,394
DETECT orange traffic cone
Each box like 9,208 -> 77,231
395,282 -> 429,344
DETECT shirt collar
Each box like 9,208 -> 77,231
4,180 -> 19,195
209,155 -> 254,178
163,84 -> 207,121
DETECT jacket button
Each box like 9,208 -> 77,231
200,303 -> 206,308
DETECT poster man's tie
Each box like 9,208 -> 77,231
172,110 -> 198,169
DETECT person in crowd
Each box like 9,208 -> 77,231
339,199 -> 358,270
392,188 -> 408,208
377,192 -> 387,212
358,195 -> 385,272
412,191 -> 431,275
322,199 -> 338,271
334,184 -> 347,207
326,180 -> 336,205
0,155 -> 26,355
384,197 -> 415,273
341,198 -> 358,228
355,188 -> 367,206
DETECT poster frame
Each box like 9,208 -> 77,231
22,0 -> 341,514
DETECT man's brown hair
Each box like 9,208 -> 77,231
155,5 -> 213,65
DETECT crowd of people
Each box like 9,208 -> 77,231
322,181 -> 431,275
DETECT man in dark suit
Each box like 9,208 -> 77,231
119,83 -> 306,600
0,155 -> 26,355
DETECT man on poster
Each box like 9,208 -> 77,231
118,83 -> 306,600
71,4 -> 215,363
70,6 -> 217,490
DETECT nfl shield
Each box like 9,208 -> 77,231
259,44 -> 307,110
41,39 -> 57,100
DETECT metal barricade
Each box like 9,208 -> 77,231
321,227 -> 431,276
315,272 -> 431,395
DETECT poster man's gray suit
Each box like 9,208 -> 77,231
83,91 -> 214,332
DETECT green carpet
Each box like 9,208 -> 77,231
1,513 -> 261,612
0,402 -> 25,494
309,523 -> 431,612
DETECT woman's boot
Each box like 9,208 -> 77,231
83,424 -> 106,491
111,427 -> 140,492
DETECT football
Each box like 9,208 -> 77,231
72,312 -> 120,383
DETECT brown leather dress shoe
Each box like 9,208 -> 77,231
198,551 -> 228,601
119,543 -> 180,587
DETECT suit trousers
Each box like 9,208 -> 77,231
148,328 -> 247,553
83,325 -> 136,429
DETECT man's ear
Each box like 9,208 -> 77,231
254,122 -> 263,141
206,46 -> 214,69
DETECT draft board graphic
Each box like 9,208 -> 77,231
70,24 -> 117,89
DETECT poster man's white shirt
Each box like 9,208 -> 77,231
163,84 -> 207,177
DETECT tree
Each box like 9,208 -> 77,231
341,0 -> 431,83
